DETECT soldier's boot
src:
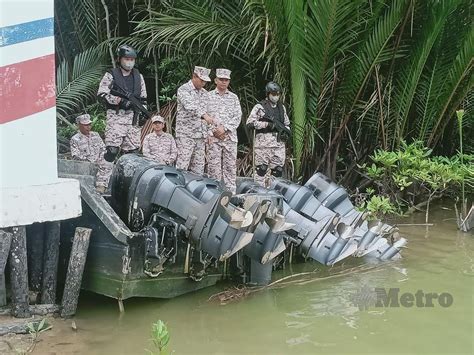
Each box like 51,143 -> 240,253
254,164 -> 268,187
96,185 -> 107,194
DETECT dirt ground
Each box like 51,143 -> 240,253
0,315 -> 87,354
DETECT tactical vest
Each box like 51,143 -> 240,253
105,68 -> 142,110
258,99 -> 285,134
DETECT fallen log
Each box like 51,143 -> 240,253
60,227 -> 91,318
0,304 -> 59,316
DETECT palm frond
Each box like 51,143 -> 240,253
391,1 -> 459,146
132,0 -> 264,62
301,0 -> 363,102
427,22 -> 474,145
56,46 -> 108,120
339,0 -> 408,113
285,0 -> 306,170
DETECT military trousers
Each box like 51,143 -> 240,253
207,139 -> 238,193
176,137 -> 206,175
254,140 -> 286,187
95,159 -> 114,188
105,116 -> 141,151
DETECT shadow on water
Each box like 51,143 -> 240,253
43,205 -> 474,354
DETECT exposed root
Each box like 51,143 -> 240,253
208,263 -> 391,305
208,285 -> 259,305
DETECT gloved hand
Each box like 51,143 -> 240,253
280,132 -> 290,142
266,121 -> 274,130
120,99 -> 133,110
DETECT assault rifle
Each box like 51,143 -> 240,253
257,108 -> 291,142
109,83 -> 151,126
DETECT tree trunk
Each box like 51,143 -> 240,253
60,227 -> 91,318
101,0 -> 115,67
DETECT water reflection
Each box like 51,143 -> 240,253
42,206 -> 473,354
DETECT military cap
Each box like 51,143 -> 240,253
193,66 -> 211,82
216,68 -> 231,79
76,114 -> 92,125
151,115 -> 165,123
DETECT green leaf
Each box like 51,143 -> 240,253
56,45 -> 108,121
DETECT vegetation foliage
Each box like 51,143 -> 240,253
358,141 -> 473,220
55,0 -> 473,185
146,320 -> 170,355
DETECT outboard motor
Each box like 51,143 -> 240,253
271,178 -> 366,229
303,172 -> 404,261
354,220 -> 389,256
285,205 -> 358,265
364,232 -> 407,261
109,155 -> 253,267
303,173 -> 367,226
240,179 -> 406,264
183,174 -> 291,285
237,181 -> 358,265
270,178 -> 339,222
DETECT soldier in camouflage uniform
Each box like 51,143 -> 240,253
206,68 -> 242,193
70,114 -> 113,193
175,66 -> 215,175
246,82 -> 290,186
142,115 -> 178,165
97,45 -> 147,163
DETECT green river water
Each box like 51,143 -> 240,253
44,206 -> 474,354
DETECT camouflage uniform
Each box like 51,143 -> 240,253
246,100 -> 290,186
70,131 -> 113,188
207,88 -> 242,193
97,71 -> 147,151
142,132 -> 178,165
175,75 -> 210,175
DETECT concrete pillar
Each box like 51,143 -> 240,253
0,0 -> 82,228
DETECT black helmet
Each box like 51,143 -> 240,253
265,81 -> 281,94
116,45 -> 137,58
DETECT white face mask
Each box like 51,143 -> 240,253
120,59 -> 135,71
269,94 -> 280,104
